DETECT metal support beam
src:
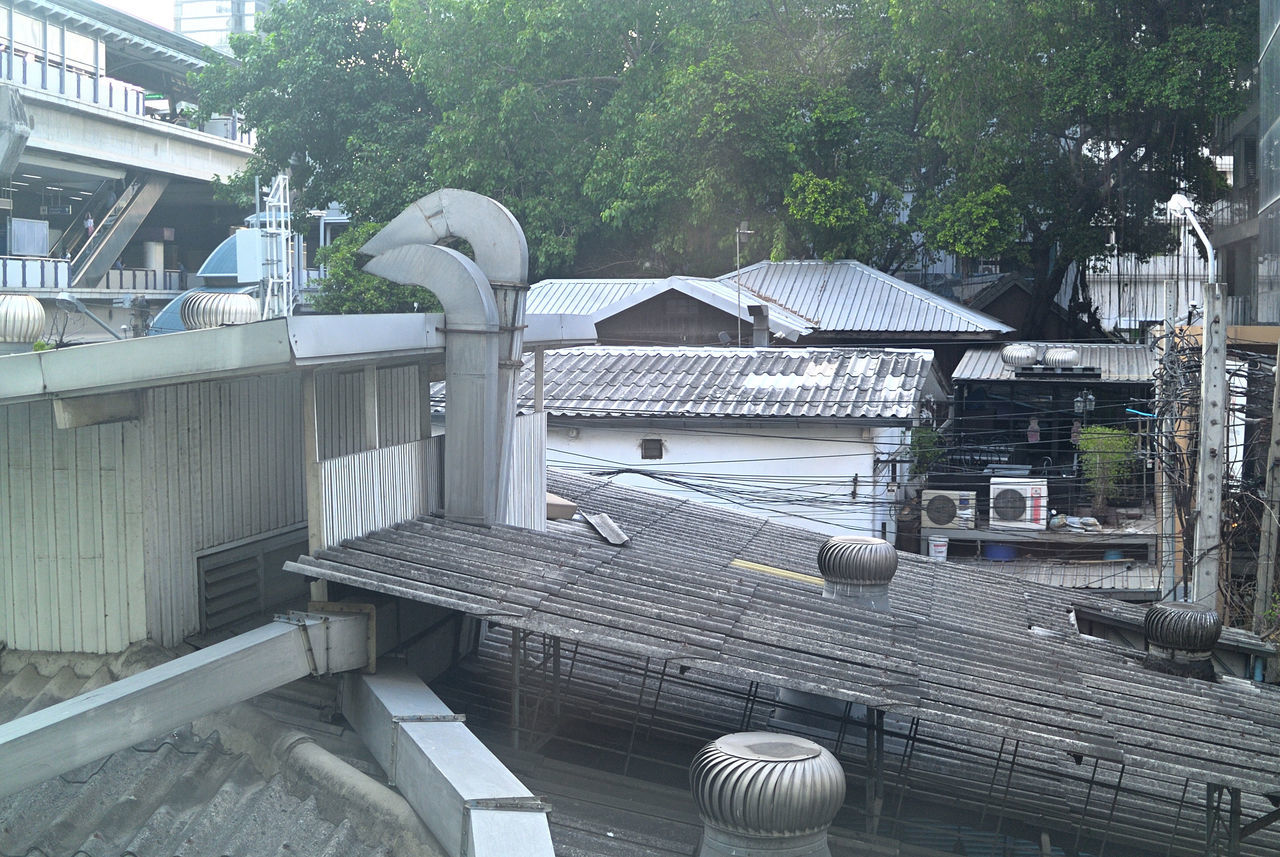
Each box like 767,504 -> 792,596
865,707 -> 885,835
0,611 -> 368,799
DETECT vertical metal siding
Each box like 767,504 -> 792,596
319,438 -> 438,546
0,401 -> 146,654
377,364 -> 420,446
141,374 -> 306,647
316,369 -> 366,458
503,412 -> 547,531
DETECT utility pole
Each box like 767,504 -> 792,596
1256,360 -> 1280,635
1192,281 -> 1226,609
1159,279 -> 1178,600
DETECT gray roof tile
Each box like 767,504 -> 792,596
520,346 -> 935,420
953,342 -> 1157,384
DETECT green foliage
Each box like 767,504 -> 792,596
196,0 -> 1255,304
909,426 -> 946,477
1077,425 -> 1137,512
193,0 -> 436,221
311,223 -> 442,315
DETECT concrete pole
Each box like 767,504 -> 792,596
1192,282 -> 1226,609
1255,361 -> 1280,634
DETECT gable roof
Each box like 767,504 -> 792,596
519,346 -> 937,421
953,341 -> 1157,384
526,275 -> 811,341
719,260 -> 1015,335
287,470 -> 1280,855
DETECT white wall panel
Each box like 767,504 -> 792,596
318,438 -> 440,547
0,401 -> 145,654
141,374 -> 305,646
377,364 -> 421,446
316,369 -> 365,458
503,412 -> 546,531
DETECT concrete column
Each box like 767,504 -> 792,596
143,240 -> 164,278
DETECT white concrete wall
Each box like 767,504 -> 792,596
546,421 -> 907,538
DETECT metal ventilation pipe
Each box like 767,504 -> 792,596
363,243 -> 501,525
1143,603 -> 1222,680
690,732 -> 845,857
774,536 -> 897,732
362,189 -> 529,526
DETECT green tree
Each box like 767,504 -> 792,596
886,0 -> 1254,334
1077,425 -> 1137,514
311,222 -> 442,315
194,0 -> 436,221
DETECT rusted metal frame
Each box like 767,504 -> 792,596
979,737 -> 1009,826
1072,757 -> 1102,855
509,626 -> 523,750
622,656 -> 654,777
1206,783 -> 1226,854
889,717 -> 922,838
641,659 -> 670,742
1165,778 -> 1193,857
1097,763 -> 1126,857
1241,805 -> 1280,840
864,707 -> 886,835
834,700 -> 854,756
739,681 -> 761,731
992,739 -> 1022,837
1229,787 -> 1242,857
552,636 -> 562,718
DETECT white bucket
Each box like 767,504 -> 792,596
927,535 -> 949,561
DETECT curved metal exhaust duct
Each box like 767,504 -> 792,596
362,189 -> 529,526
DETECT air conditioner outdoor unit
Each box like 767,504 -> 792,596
921,490 -> 977,529
989,477 -> 1048,531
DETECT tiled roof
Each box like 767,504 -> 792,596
288,471 -> 1280,856
718,260 -> 1015,334
519,346 -> 936,420
953,342 -> 1157,384
526,276 -> 812,340
0,645 -> 439,857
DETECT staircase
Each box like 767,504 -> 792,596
69,173 -> 170,289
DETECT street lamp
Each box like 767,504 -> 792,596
1167,193 -> 1215,282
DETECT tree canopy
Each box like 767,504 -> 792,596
196,0 -> 1255,328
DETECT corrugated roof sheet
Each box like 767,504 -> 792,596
519,346 -> 935,420
526,275 -> 812,340
953,342 -> 1157,384
286,470 -> 1280,856
719,260 -> 1015,334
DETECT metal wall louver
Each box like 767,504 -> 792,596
180,291 -> 259,330
1143,603 -> 1222,680
0,293 -> 45,343
690,732 -> 845,857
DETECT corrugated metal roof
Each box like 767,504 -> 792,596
526,276 -> 812,340
953,342 -> 1157,384
0,645 -> 437,857
519,346 -> 935,420
287,471 -> 1280,856
719,260 -> 1015,334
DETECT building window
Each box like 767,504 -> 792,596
640,438 -> 664,460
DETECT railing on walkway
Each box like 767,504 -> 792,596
0,256 -> 68,289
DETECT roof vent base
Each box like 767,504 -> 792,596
698,827 -> 834,857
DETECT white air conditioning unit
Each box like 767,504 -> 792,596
989,477 -> 1048,531
921,490 -> 977,529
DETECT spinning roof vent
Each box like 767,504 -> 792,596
0,293 -> 44,350
1000,343 -> 1037,367
690,732 -> 845,857
817,535 -> 896,611
1041,346 -> 1081,368
180,291 -> 259,330
1143,603 -> 1222,680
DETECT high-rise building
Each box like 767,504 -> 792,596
174,0 -> 271,52
1258,1 -> 1280,322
